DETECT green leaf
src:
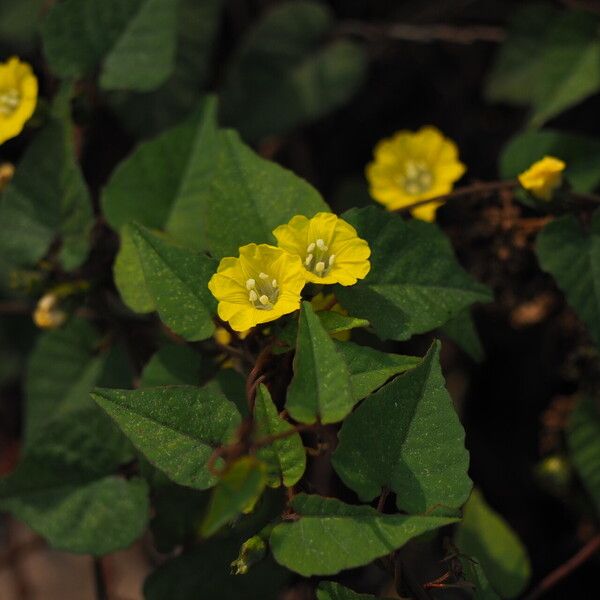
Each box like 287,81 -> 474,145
276,310 -> 369,348
220,1 -> 366,141
92,383 -> 241,490
486,5 -> 600,126
460,556 -> 501,600
0,102 -> 93,270
500,129 -> 600,193
42,0 -> 178,91
254,384 -> 306,487
108,0 -> 224,136
128,223 -> 216,340
270,494 -> 456,576
144,538 -> 289,600
0,0 -> 45,49
25,318 -> 132,446
200,457 -> 268,537
317,582 -> 394,600
336,207 -> 492,341
334,340 -> 421,401
103,97 -> 327,258
568,396 -> 600,514
536,211 -> 600,345
286,301 -> 354,424
140,344 -> 208,387
455,489 -> 531,598
440,308 -> 484,363
0,409 -> 148,555
332,341 -> 471,514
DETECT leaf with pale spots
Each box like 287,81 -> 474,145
270,494 -> 457,576
332,341 -> 471,515
286,301 -> 355,424
92,384 -> 241,490
335,207 -> 492,341
129,223 -> 217,341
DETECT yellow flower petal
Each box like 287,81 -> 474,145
365,125 -> 465,221
273,212 -> 371,286
518,156 -> 565,201
0,57 -> 38,146
209,243 -> 305,332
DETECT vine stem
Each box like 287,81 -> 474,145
524,534 -> 600,600
396,180 -> 518,214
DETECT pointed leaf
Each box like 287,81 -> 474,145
140,344 -> 209,387
93,383 -> 241,489
334,340 -> 421,401
536,211 -> 600,345
200,457 -> 268,537
103,98 -> 328,259
0,409 -> 148,555
336,207 -> 492,341
332,342 -> 471,514
130,223 -> 217,340
568,396 -> 600,514
42,0 -> 178,91
254,384 -> 306,487
286,301 -> 354,424
455,489 -> 531,598
270,494 -> 456,576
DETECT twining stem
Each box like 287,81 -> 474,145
397,180 -> 518,213
524,534 -> 600,600
252,422 -> 320,449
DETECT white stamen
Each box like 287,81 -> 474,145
259,295 -> 269,306
305,254 -> 313,266
329,254 -> 335,266
315,261 -> 325,274
272,279 -> 277,288
259,272 -> 269,280
307,242 -> 315,253
249,290 -> 258,302
316,239 -> 327,251
246,278 -> 256,290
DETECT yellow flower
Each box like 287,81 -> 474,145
33,294 -> 66,330
311,292 -> 350,341
273,212 -> 370,286
518,156 -> 566,201
365,125 -> 466,222
0,57 -> 38,145
208,243 -> 305,332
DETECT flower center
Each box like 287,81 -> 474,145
246,272 -> 279,310
0,89 -> 21,117
304,238 -> 335,278
398,160 -> 434,195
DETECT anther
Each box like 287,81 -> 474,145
307,242 -> 315,253
305,254 -> 313,266
272,279 -> 277,288
316,239 -> 327,251
259,295 -> 269,306
315,261 -> 325,274
329,255 -> 335,266
246,278 -> 256,290
259,272 -> 269,280
249,290 -> 258,302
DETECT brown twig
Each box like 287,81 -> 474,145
377,487 -> 390,512
339,21 -> 506,45
524,534 -> 600,600
252,422 -> 320,450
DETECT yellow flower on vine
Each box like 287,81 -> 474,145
518,156 -> 565,201
365,126 -> 466,222
273,212 -> 370,286
208,244 -> 305,332
0,57 -> 38,145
